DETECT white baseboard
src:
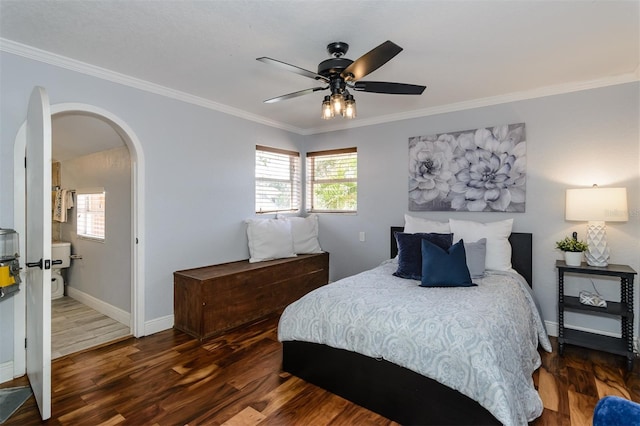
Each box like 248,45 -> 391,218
66,287 -> 130,327
545,320 -> 558,337
144,315 -> 174,336
0,361 -> 14,384
65,287 -> 173,337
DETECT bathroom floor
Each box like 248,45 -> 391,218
51,297 -> 131,359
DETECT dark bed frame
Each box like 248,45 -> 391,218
282,228 -> 533,425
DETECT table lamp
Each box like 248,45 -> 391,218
565,185 -> 628,267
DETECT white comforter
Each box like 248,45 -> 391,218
278,259 -> 552,426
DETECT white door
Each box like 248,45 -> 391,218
25,86 -> 52,420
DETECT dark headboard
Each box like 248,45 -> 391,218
390,227 -> 533,287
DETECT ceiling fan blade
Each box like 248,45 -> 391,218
264,86 -> 328,103
257,57 -> 329,82
352,81 -> 426,95
341,41 -> 403,81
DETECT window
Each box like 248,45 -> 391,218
306,147 -> 357,212
255,145 -> 301,213
76,190 -> 106,241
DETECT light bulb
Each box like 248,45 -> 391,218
343,95 -> 356,119
321,96 -> 334,119
331,93 -> 344,114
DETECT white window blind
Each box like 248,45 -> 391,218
255,145 -> 301,213
76,190 -> 106,241
306,147 -> 357,213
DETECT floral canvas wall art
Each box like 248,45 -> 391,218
408,123 -> 526,212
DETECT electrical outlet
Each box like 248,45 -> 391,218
359,231 -> 365,242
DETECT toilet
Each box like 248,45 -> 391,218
51,241 -> 71,299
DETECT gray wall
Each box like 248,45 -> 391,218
308,82 -> 639,338
60,146 -> 132,312
0,49 -> 638,370
0,51 -> 303,365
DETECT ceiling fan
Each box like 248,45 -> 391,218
257,40 -> 426,119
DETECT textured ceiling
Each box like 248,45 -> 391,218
51,113 -> 126,162
1,0 -> 639,136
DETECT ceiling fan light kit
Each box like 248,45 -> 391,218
322,92 -> 356,120
258,40 -> 425,120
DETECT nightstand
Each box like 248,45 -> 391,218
556,260 -> 637,370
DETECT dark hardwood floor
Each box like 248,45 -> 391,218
2,313 -> 639,425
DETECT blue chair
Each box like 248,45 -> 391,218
593,396 -> 640,426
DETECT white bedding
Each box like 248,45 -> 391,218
278,259 -> 552,426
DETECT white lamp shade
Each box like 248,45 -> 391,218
565,187 -> 628,222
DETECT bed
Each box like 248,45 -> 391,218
278,227 -> 551,425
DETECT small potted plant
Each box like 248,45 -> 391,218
555,236 -> 588,266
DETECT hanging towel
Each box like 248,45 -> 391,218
53,189 -> 74,222
53,189 -> 63,222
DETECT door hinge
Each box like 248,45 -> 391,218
24,157 -> 27,168
25,338 -> 27,349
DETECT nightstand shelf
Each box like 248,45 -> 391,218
556,260 -> 637,370
562,328 -> 630,357
563,295 -> 629,316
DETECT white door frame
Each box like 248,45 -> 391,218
13,103 -> 145,377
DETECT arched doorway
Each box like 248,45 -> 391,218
13,103 -> 145,374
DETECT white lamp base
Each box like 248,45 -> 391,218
584,220 -> 609,267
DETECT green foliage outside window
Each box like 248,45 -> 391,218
307,150 -> 357,212
312,182 -> 357,211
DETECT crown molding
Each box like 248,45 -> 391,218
2,38 -> 637,137
302,72 -> 640,135
0,38 -> 305,134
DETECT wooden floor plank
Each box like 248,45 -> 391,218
538,367 -> 560,412
222,406 -> 266,426
533,408 -> 571,426
2,313 -> 639,425
627,373 -> 640,402
593,364 -> 632,399
261,382 -> 348,425
255,375 -> 310,418
332,403 -> 400,426
567,390 -> 598,426
564,366 -> 599,397
186,372 -> 285,425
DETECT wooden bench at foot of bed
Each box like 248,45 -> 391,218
173,252 -> 329,340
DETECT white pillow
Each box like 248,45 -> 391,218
245,218 -> 297,263
403,214 -> 450,234
449,219 -> 513,271
280,214 -> 323,254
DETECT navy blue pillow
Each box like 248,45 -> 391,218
420,239 -> 475,287
393,232 -> 453,280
